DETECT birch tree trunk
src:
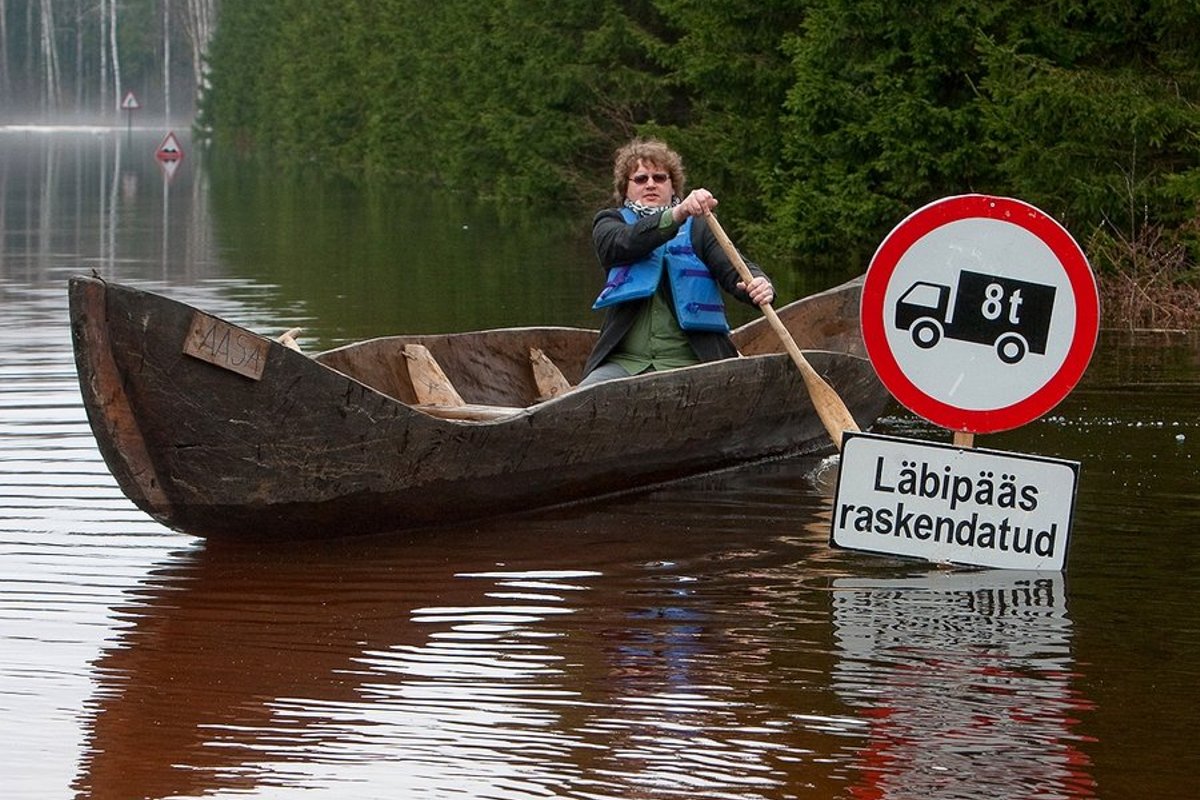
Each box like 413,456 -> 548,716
75,0 -> 84,109
183,0 -> 217,116
163,0 -> 172,121
39,0 -> 62,113
24,0 -> 32,94
109,0 -> 121,115
0,0 -> 9,104
99,0 -> 109,114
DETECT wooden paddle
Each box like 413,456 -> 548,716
706,213 -> 860,450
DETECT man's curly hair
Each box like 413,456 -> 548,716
611,138 -> 687,203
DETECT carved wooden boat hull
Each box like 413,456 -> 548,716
69,275 -> 890,538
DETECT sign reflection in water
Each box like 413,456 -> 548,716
832,571 -> 1095,799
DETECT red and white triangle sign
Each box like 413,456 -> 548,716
156,131 -> 184,162
156,131 -> 184,181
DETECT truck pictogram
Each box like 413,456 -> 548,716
894,270 -> 1057,364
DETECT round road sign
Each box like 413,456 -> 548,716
861,194 -> 1099,433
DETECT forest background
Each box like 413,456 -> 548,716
6,1 -> 1199,328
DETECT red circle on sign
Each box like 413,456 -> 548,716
861,195 -> 1099,433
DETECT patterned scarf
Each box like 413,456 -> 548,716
623,197 -> 680,218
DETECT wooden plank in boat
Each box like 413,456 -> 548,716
530,347 -> 571,399
403,343 -> 464,406
414,402 -> 526,421
183,310 -> 270,380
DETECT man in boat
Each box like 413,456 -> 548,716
579,138 -> 775,387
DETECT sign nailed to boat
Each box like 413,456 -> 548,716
183,311 -> 269,380
831,432 -> 1079,571
861,195 -> 1099,433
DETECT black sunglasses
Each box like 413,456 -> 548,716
630,172 -> 670,185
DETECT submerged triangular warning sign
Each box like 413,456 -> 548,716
156,131 -> 184,182
156,131 -> 184,161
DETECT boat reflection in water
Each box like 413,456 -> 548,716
70,509 -> 785,799
72,492 -> 1098,799
72,528 -> 609,799
830,570 -> 1097,799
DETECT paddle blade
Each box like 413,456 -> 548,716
802,367 -> 861,449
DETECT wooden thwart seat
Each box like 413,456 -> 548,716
530,347 -> 571,399
403,344 -> 465,406
402,343 -> 573,422
276,327 -> 303,352
403,343 -> 522,421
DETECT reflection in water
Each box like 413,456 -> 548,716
70,531 -> 695,798
830,571 -> 1096,799
353,569 -> 597,797
0,127 -> 216,284
70,495 -> 851,800
71,493 -> 1104,800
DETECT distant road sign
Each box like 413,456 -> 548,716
861,195 -> 1099,433
121,91 -> 140,110
156,132 -> 183,160
156,131 -> 184,181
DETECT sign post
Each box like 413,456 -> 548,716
835,194 -> 1099,571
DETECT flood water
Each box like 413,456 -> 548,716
2,128 -> 1197,800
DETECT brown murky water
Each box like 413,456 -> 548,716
2,128 -> 1197,799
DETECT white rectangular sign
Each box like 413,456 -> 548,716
831,432 -> 1079,570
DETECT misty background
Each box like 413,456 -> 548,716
1,0 -> 215,124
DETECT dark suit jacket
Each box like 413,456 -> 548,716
582,207 -> 768,377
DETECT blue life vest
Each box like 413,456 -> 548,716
591,209 -> 729,333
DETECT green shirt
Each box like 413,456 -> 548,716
608,208 -> 700,375
609,276 -> 700,375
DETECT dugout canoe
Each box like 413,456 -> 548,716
68,274 -> 890,538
